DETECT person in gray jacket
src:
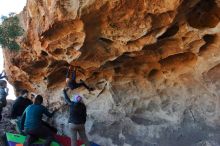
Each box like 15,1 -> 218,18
0,80 -> 8,121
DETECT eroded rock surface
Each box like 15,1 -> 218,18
3,0 -> 220,145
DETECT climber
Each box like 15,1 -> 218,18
66,65 -> 94,92
0,80 -> 8,121
63,87 -> 90,146
0,70 -> 7,80
21,95 -> 56,146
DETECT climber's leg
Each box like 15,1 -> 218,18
42,120 -> 58,134
78,124 -> 90,146
68,80 -> 94,91
69,123 -> 78,146
78,80 -> 93,91
24,134 -> 38,146
71,69 -> 76,81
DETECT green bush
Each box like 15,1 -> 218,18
0,14 -> 24,51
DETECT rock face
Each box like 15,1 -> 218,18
3,0 -> 220,145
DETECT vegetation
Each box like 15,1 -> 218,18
0,13 -> 24,51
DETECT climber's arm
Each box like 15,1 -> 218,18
66,66 -> 71,79
71,67 -> 77,81
63,88 -> 72,105
42,106 -> 54,118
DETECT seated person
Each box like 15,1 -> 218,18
10,89 -> 33,133
21,95 -> 56,146
12,92 -> 58,134
11,89 -> 32,119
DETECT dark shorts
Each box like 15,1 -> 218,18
25,125 -> 53,138
24,125 -> 54,146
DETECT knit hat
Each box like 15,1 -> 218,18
72,94 -> 82,103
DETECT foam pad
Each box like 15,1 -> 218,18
6,132 -> 59,146
6,132 -> 100,146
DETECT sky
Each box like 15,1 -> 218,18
0,0 -> 27,17
0,0 -> 27,99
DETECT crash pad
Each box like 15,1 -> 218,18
6,132 -> 100,146
54,134 -> 71,146
6,132 -> 59,146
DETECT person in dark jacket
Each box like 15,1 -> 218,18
63,88 -> 90,146
10,89 -> 32,133
0,80 -> 8,121
12,92 -> 58,134
11,89 -> 32,119
21,95 -> 56,146
66,66 -> 94,92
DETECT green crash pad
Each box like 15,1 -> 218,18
6,132 -> 60,146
